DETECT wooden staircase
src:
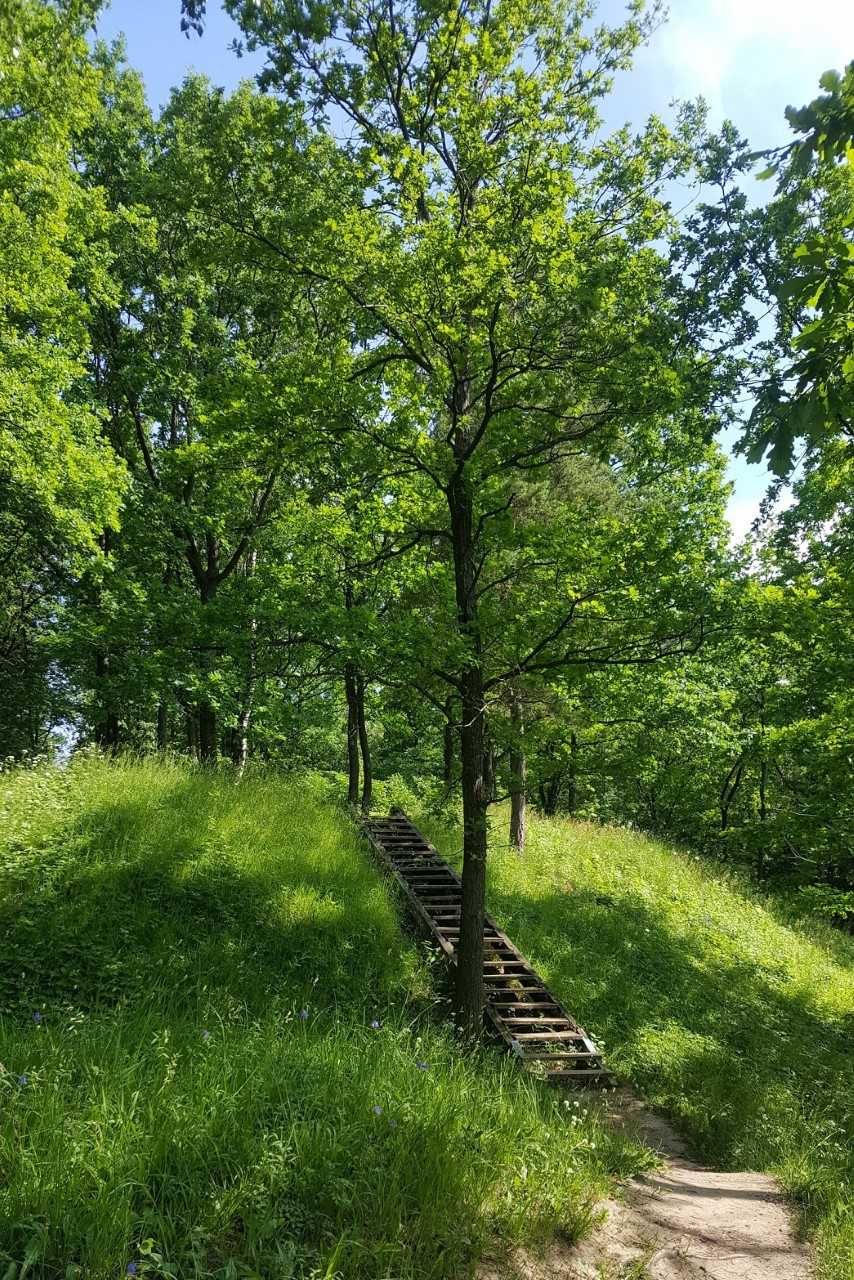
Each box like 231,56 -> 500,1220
361,811 -> 610,1085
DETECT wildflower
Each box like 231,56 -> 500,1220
415,1060 -> 429,1071
370,1020 -> 381,1030
299,1008 -> 309,1021
17,1075 -> 27,1087
127,1264 -> 138,1276
372,1104 -> 383,1116
32,1011 -> 42,1025
389,1118 -> 397,1129
201,1029 -> 211,1042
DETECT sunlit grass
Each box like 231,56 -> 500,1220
0,757 -> 648,1279
417,805 -> 854,1280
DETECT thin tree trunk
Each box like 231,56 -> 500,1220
93,651 -> 120,752
156,699 -> 168,752
92,529 -> 120,753
344,662 -> 360,807
197,699 -> 217,763
539,774 -> 561,815
234,549 -> 257,775
756,757 -> 769,879
234,702 -> 253,773
483,735 -> 497,804
565,731 -> 579,815
185,706 -> 199,756
197,576 -> 218,763
448,460 -> 487,1034
356,674 -> 372,813
720,757 -> 745,830
509,691 -> 526,852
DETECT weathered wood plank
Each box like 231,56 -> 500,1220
359,812 -> 610,1087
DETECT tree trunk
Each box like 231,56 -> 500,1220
509,691 -> 526,852
196,575 -> 218,763
95,710 -> 120,752
198,698 -> 217,763
483,735 -> 497,804
344,662 -> 360,806
355,674 -> 372,812
448,461 -> 487,1034
756,757 -> 769,879
156,699 -> 168,752
234,550 -> 257,775
539,774 -> 561,815
185,706 -> 199,756
719,757 -> 745,830
442,694 -> 456,790
234,702 -> 252,773
93,651 -> 120,752
565,732 -> 579,815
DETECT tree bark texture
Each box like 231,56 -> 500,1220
344,662 -> 360,807
448,461 -> 487,1033
356,673 -> 372,813
509,691 -> 527,852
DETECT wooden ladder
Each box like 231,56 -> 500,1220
361,811 -> 610,1086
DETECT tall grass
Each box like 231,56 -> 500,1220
0,757 -> 647,1280
417,805 -> 854,1280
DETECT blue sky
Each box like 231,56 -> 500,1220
95,0 -> 854,538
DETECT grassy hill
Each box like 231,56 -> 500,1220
0,757 -> 646,1280
416,805 -> 854,1280
2,758 -> 852,1280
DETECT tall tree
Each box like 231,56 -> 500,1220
209,0 -> 742,1028
77,64 -> 347,757
747,62 -> 854,475
0,0 -> 125,755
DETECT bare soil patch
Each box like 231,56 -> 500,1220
481,1088 -> 812,1280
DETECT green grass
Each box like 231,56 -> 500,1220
0,757 -> 648,1280
416,806 -> 854,1280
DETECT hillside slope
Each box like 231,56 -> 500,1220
417,806 -> 854,1280
0,757 -> 645,1280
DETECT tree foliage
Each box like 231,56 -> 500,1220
2,3 -> 852,1006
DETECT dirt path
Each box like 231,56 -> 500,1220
483,1088 -> 812,1280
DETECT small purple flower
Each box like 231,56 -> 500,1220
372,1104 -> 383,1116
388,1118 -> 398,1129
17,1075 -> 28,1087
299,1008 -> 309,1022
201,1029 -> 211,1042
32,1011 -> 42,1025
370,1020 -> 381,1030
415,1060 -> 429,1071
127,1264 -> 138,1276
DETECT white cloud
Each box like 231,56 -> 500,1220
726,495 -> 762,544
658,0 -> 854,127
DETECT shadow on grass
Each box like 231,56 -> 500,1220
0,774 -> 406,1017
487,882 -> 854,1176
0,774 -> 625,1280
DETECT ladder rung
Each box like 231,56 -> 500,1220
362,812 -> 608,1089
518,1049 -> 601,1060
512,1030 -> 588,1041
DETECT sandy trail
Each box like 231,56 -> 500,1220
482,1088 -> 812,1280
